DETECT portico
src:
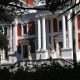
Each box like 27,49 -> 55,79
61,12 -> 73,59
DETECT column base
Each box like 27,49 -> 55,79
76,50 -> 80,62
8,53 -> 19,62
36,49 -> 48,60
61,48 -> 73,59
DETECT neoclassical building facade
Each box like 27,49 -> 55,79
1,0 -> 80,64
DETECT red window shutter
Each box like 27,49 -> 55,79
18,39 -> 21,47
25,0 -> 33,5
17,23 -> 22,36
28,21 -> 33,31
28,21 -> 35,35
77,15 -> 80,29
78,33 -> 80,49
53,18 -> 58,32
17,39 -> 21,54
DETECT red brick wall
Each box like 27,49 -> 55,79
28,21 -> 35,35
17,23 -> 22,36
77,15 -> 80,29
77,15 -> 80,49
17,23 -> 22,53
26,0 -> 33,5
18,39 -> 21,47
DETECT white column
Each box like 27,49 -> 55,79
2,49 -> 5,60
42,16 -> 47,50
13,18 -> 18,53
62,15 -> 67,48
37,18 -> 41,50
21,25 -> 24,36
75,17 -> 78,50
2,27 -> 4,34
27,23 -> 28,36
9,26 -> 12,54
67,13 -> 73,48
76,0 -> 79,3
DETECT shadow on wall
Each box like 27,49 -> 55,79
31,53 -> 36,60
11,51 -> 22,62
13,51 -> 36,62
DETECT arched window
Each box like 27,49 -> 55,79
17,23 -> 22,36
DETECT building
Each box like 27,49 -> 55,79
1,0 -> 80,65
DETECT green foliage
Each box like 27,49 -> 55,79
0,8 -> 14,23
0,0 -> 19,23
0,32 -> 8,50
45,0 -> 71,12
0,0 -> 19,5
1,63 -> 80,80
0,68 -> 10,80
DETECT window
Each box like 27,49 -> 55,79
17,46 -> 21,54
53,18 -> 58,32
48,19 -> 51,33
59,21 -> 62,31
17,23 -> 22,36
23,26 -> 27,34
23,45 -> 28,58
77,15 -> 80,29
17,39 -> 21,54
29,39 -> 35,53
65,16 -> 68,31
5,46 -> 8,59
4,27 -> 7,35
28,21 -> 35,35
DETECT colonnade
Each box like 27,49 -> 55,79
62,13 -> 73,49
37,16 -> 47,51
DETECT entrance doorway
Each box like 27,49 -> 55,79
23,45 -> 28,58
29,39 -> 35,53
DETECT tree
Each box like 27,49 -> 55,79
0,32 -> 8,50
0,0 -> 19,23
